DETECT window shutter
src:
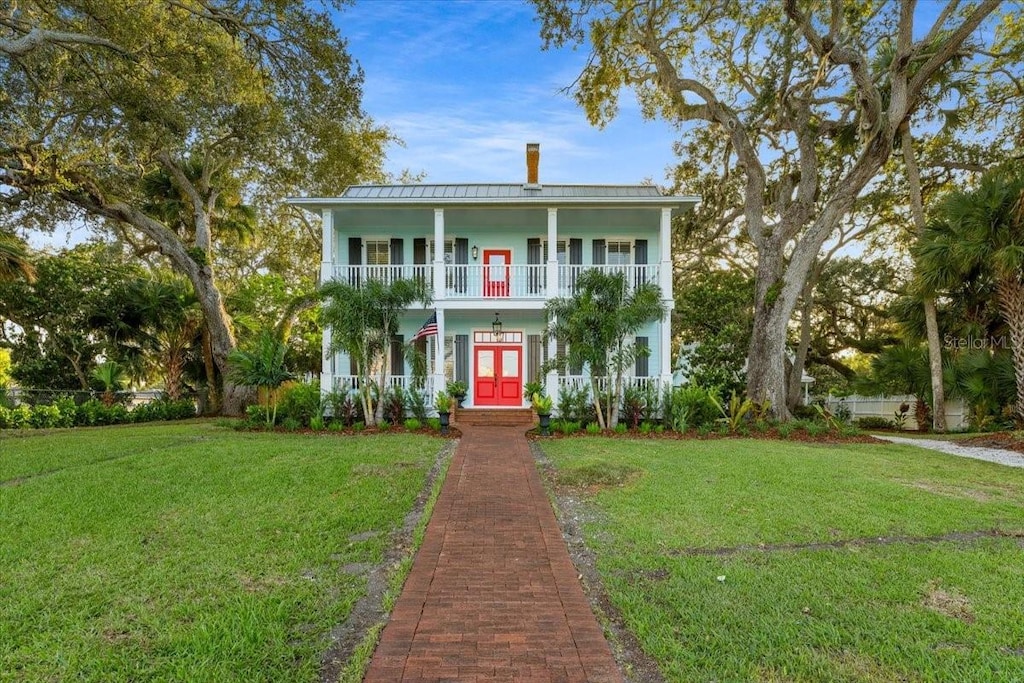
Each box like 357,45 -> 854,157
390,238 -> 404,266
635,336 -> 649,377
455,334 -> 469,383
569,238 -> 583,265
592,239 -> 606,265
413,238 -> 426,264
349,355 -> 358,376
527,334 -> 541,383
348,237 -> 362,286
527,238 -> 542,294
634,239 -> 648,288
390,335 -> 405,376
454,238 -> 468,294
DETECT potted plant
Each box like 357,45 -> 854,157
435,390 -> 453,435
532,392 -> 553,436
446,381 -> 467,408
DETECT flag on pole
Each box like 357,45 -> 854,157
410,312 -> 438,342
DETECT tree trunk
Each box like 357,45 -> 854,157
590,377 -> 606,430
746,243 -> 795,420
787,285 -> 814,411
996,277 -> 1024,424
902,123 -> 946,432
201,327 -> 220,415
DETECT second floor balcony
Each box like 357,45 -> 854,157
329,263 -> 662,301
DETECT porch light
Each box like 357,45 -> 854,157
491,312 -> 503,340
471,245 -> 479,260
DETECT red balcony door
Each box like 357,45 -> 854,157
473,345 -> 522,407
483,249 -> 511,297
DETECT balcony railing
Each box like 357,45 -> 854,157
327,264 -> 660,299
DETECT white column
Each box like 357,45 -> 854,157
321,208 -> 334,394
659,207 -> 673,300
433,209 -> 445,301
545,325 -> 559,407
659,309 -> 673,392
546,207 -> 558,297
434,308 -> 446,404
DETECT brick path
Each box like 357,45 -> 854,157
363,425 -> 622,683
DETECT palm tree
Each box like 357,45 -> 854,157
321,277 -> 429,426
544,269 -> 665,429
228,330 -> 294,427
92,361 -> 129,406
915,166 -> 1024,424
0,232 -> 36,283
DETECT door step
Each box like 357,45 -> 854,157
454,408 -> 536,427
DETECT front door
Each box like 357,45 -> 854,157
473,345 -> 522,406
483,249 -> 511,297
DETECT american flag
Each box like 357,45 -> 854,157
410,312 -> 438,342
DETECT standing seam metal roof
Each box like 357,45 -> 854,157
341,184 -> 665,200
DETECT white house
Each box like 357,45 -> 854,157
291,144 -> 698,410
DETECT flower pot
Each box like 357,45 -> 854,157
438,411 -> 450,435
538,413 -> 551,437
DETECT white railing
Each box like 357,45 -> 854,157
556,375 -> 665,396
444,264 -> 547,299
558,264 -> 660,297
331,374 -> 435,397
330,265 -> 432,290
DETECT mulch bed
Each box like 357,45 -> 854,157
527,427 -> 881,445
960,432 -> 1024,454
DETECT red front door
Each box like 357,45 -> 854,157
483,249 -> 511,297
473,345 -> 522,406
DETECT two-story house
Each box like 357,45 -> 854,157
291,144 -> 698,412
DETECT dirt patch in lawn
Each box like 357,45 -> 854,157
899,480 -> 1005,503
532,441 -> 667,683
922,579 -> 975,623
319,440 -> 455,683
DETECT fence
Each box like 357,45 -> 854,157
823,394 -> 968,430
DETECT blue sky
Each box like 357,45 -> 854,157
340,0 -> 681,185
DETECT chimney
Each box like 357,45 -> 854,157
525,143 -> 540,186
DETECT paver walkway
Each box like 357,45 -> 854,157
363,424 -> 621,683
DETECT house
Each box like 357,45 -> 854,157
290,144 -> 698,411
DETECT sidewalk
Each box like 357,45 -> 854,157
363,424 -> 621,683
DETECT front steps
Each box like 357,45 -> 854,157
454,408 -> 537,427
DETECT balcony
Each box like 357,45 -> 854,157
330,264 -> 660,299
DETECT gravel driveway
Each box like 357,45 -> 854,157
873,435 -> 1024,469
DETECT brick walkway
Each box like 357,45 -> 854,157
363,425 -> 621,683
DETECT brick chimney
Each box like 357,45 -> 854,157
525,143 -> 540,186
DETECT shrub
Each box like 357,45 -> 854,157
246,404 -> 270,426
427,417 -> 441,431
280,417 -> 301,432
352,421 -> 365,431
327,419 -> 345,432
382,386 -> 405,425
277,381 -> 322,428
406,389 -> 429,421
613,423 -> 627,434
856,416 -> 894,430
560,420 -> 580,435
620,385 -> 645,429
557,384 -> 592,424
310,416 -> 325,431
776,422 -> 795,438
585,422 -> 601,435
327,389 -> 361,427
639,421 -> 655,435
404,418 -> 422,431
378,421 -> 391,432
29,404 -> 62,429
667,385 -> 719,429
805,421 -> 829,437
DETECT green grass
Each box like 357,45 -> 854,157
0,421 -> 441,682
540,438 -> 1024,682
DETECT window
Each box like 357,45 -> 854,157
429,239 -> 455,264
543,240 -> 567,265
365,240 -> 390,265
606,240 -> 631,266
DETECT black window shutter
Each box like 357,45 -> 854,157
455,334 -> 469,383
592,239 -> 606,265
349,355 -> 358,376
413,238 -> 426,264
634,239 -> 648,265
454,239 -> 469,293
348,237 -> 362,286
527,238 -> 542,294
390,238 -> 404,265
569,238 -> 582,265
390,335 -> 405,376
556,339 -> 568,377
527,334 -> 541,383
635,336 -> 649,377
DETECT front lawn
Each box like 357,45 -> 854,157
540,438 -> 1024,682
0,422 -> 442,682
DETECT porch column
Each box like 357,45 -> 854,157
321,208 -> 334,393
434,308 -> 446,403
545,320 -> 558,409
546,208 -> 558,298
433,209 -> 445,301
659,309 -> 673,393
659,207 -> 673,300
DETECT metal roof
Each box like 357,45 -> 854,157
287,183 -> 699,210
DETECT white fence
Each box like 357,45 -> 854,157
824,394 -> 968,430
